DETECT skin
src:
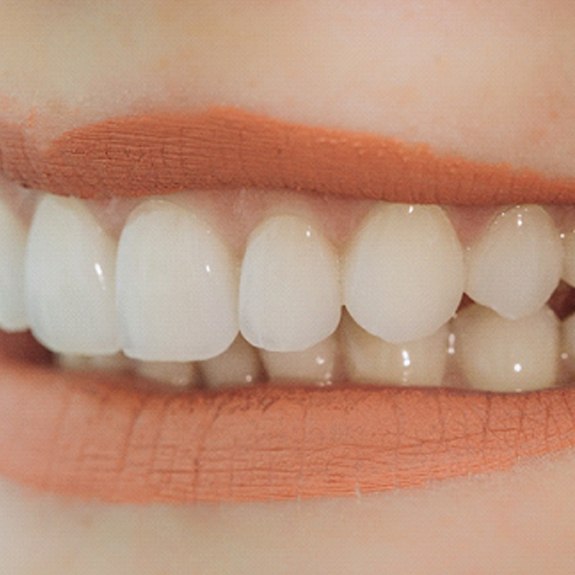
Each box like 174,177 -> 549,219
1,1 -> 575,573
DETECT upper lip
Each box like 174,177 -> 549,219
1,106 -> 575,204
1,107 -> 575,504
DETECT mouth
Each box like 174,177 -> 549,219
1,107 -> 575,504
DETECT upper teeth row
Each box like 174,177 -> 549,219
0,193 -> 570,361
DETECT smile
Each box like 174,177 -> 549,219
0,108 -> 575,504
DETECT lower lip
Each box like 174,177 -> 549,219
1,332 -> 574,504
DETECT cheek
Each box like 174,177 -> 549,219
1,0 -> 575,183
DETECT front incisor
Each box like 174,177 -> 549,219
343,204 -> 464,344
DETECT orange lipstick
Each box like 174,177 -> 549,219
0,332 -> 574,504
1,108 -> 575,504
1,107 -> 575,204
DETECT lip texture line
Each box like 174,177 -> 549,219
1,106 -> 575,204
0,334 -> 574,504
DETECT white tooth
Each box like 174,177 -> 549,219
260,335 -> 337,385
342,314 -> 448,387
57,353 -> 132,374
0,196 -> 28,331
343,204 -> 464,343
25,195 -> 120,354
466,205 -> 562,319
454,304 -> 559,392
200,336 -> 262,389
562,313 -> 575,373
117,200 -> 238,361
135,360 -> 199,388
239,214 -> 340,352
562,228 -> 575,287
57,354 -> 92,372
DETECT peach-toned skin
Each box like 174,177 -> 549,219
2,1 -> 575,573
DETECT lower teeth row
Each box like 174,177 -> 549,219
55,304 -> 575,394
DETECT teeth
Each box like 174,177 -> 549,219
465,205 -> 562,319
239,214 -> 341,352
116,200 -> 239,361
6,187 -> 574,393
200,335 -> 263,389
25,195 -> 120,355
343,204 -> 464,343
57,353 -> 132,374
454,304 -> 559,392
562,228 -> 575,287
0,196 -> 29,331
342,313 -> 449,387
562,312 -> 575,373
134,360 -> 199,388
260,334 -> 337,385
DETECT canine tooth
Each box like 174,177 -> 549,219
25,195 -> 120,355
239,214 -> 340,352
116,200 -> 238,361
0,196 -> 28,331
342,314 -> 448,386
200,336 -> 262,389
454,304 -> 559,392
466,205 -> 562,319
343,204 -> 464,343
135,360 -> 199,388
260,335 -> 337,385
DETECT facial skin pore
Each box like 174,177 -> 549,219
1,1 -> 575,573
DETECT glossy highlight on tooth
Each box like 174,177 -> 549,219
2,107 -> 575,204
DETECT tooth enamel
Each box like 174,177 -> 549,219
343,204 -> 464,343
0,196 -> 29,331
454,304 -> 559,392
200,335 -> 263,389
116,200 -> 239,361
342,313 -> 449,387
562,228 -> 575,287
25,195 -> 120,354
466,205 -> 562,319
260,334 -> 337,385
135,360 -> 199,388
57,353 -> 132,374
562,313 -> 575,372
239,214 -> 341,352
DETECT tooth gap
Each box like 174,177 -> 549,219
548,282 -> 575,320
